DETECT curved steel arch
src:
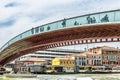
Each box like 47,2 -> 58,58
0,10 -> 120,66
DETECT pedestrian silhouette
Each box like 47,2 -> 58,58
62,18 -> 66,27
92,17 -> 96,23
101,14 -> 109,22
74,21 -> 79,25
87,16 -> 91,24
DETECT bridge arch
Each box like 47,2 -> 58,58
0,9 -> 120,66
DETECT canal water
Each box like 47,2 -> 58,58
0,74 -> 120,80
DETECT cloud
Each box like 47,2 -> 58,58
0,18 -> 16,27
4,2 -> 19,8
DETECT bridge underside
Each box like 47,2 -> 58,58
0,23 -> 120,66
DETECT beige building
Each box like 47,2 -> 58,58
89,46 -> 120,67
71,46 -> 120,68
72,51 -> 102,67
15,57 -> 48,73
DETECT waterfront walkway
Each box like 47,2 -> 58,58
1,74 -> 120,80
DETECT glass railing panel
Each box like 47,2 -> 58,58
30,28 -> 35,35
115,11 -> 120,21
7,40 -> 12,46
41,25 -> 48,32
66,18 -> 75,27
15,35 -> 21,41
57,21 -> 64,29
88,14 -> 100,23
10,35 -> 20,44
25,30 -> 32,37
34,27 -> 40,34
48,22 -> 58,30
100,12 -> 114,23
74,17 -> 82,26
9,38 -> 16,44
22,30 -> 32,39
14,37 -> 19,42
72,17 -> 80,26
39,25 -> 46,33
22,31 -> 27,38
75,16 -> 88,25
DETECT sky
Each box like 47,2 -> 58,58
0,0 -> 120,50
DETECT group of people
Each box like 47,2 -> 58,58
86,16 -> 96,24
62,18 -> 79,27
31,14 -> 109,34
62,14 -> 109,27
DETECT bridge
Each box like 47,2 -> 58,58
0,9 -> 120,66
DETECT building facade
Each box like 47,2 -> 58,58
89,46 -> 120,67
102,49 -> 120,67
52,57 -> 75,72
72,46 -> 120,71
15,57 -> 47,73
74,52 -> 102,68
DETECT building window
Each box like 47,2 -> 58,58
108,56 -> 116,61
87,56 -> 88,58
116,62 -> 118,64
103,62 -> 105,64
79,62 -> 81,65
75,57 -> 77,60
60,62 -> 62,64
72,62 -> 74,64
83,57 -> 85,60
82,62 -> 86,66
87,60 -> 88,64
79,57 -> 81,60
118,57 -> 119,60
107,56 -> 109,60
102,56 -> 104,59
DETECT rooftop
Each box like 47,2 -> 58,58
20,57 -> 46,62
